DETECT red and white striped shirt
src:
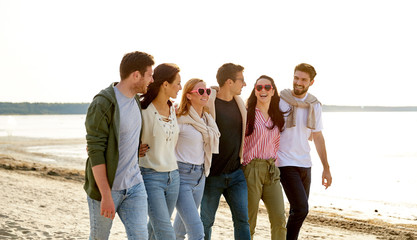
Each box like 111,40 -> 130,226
242,108 -> 280,166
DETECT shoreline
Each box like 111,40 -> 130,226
1,156 -> 416,239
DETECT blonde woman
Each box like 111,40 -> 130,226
173,78 -> 220,240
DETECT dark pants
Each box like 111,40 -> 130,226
200,168 -> 251,240
279,166 -> 311,240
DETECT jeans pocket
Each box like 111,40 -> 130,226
179,166 -> 191,174
140,167 -> 156,175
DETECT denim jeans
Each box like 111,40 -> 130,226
173,162 -> 206,240
87,182 -> 148,240
279,166 -> 311,240
141,167 -> 180,240
200,168 -> 250,240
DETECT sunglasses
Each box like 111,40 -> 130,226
190,88 -> 211,96
255,84 -> 273,91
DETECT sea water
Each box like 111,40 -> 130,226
0,114 -> 86,139
0,114 -> 87,168
309,112 -> 417,224
0,112 -> 416,224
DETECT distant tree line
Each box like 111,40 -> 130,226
0,102 -> 90,114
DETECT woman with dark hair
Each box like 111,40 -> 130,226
173,78 -> 220,240
242,75 -> 287,240
139,63 -> 182,240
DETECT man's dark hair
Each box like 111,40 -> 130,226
294,63 -> 317,80
120,51 -> 155,80
216,63 -> 244,87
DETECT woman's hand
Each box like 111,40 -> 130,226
139,144 -> 149,157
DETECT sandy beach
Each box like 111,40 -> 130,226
0,136 -> 416,239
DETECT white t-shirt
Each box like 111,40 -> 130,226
277,93 -> 323,168
175,123 -> 205,165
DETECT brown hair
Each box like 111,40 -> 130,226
246,75 -> 285,136
119,51 -> 154,80
140,63 -> 180,109
216,63 -> 244,87
294,63 -> 317,80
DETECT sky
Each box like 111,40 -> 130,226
1,0 -> 416,106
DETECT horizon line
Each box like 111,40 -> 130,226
1,102 -> 417,108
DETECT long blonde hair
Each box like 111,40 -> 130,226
177,78 -> 209,117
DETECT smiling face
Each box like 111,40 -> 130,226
255,78 -> 275,105
230,71 -> 246,96
187,82 -> 209,109
165,73 -> 182,99
293,70 -> 314,98
134,66 -> 153,94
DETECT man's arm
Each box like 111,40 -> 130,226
85,99 -> 115,219
92,164 -> 115,219
312,131 -> 332,189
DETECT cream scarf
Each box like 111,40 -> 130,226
177,106 -> 220,177
280,89 -> 320,130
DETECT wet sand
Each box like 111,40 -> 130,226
0,137 -> 416,239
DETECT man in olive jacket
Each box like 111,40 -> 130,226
84,51 -> 154,239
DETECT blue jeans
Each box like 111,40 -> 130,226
141,167 -> 180,240
279,166 -> 311,240
173,162 -> 206,240
200,168 -> 250,240
87,182 -> 148,240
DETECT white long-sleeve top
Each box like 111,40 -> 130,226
139,103 -> 179,172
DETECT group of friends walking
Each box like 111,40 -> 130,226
84,51 -> 333,240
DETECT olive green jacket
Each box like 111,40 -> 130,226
84,82 -> 142,201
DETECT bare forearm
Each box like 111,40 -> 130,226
91,164 -> 115,219
313,132 -> 329,169
313,131 -> 332,188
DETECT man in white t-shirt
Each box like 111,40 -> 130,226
277,63 -> 332,240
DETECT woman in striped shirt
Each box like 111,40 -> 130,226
243,75 -> 287,240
